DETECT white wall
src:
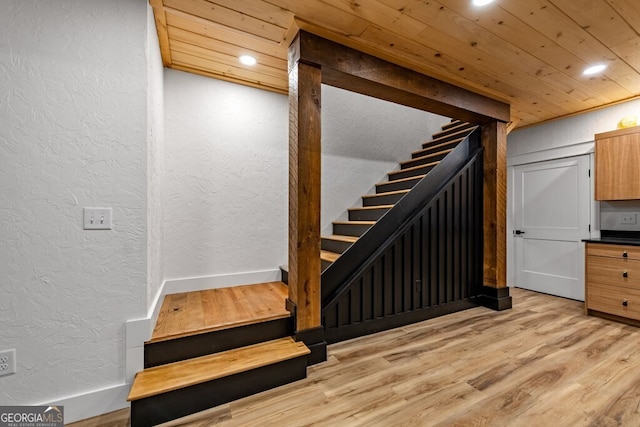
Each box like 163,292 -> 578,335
146,6 -> 165,310
321,86 -> 450,234
0,0 -> 150,421
163,70 -> 289,280
508,99 -> 640,156
162,74 -> 450,280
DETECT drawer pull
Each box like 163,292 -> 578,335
623,299 -> 629,307
623,271 -> 629,278
623,251 -> 628,258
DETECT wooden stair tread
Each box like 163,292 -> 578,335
414,138 -> 464,155
389,161 -> 439,176
349,204 -> 394,210
431,122 -> 475,138
401,149 -> 453,166
333,220 -> 376,225
323,234 -> 359,243
362,190 -> 409,198
378,175 -> 425,185
149,282 -> 290,343
128,337 -> 310,401
321,250 -> 340,262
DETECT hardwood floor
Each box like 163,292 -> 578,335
70,287 -> 640,426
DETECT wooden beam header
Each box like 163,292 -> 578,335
290,31 -> 510,124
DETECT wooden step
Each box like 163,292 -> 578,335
440,119 -> 464,131
321,250 -> 340,270
144,282 -> 293,367
400,149 -> 453,170
362,189 -> 409,206
129,337 -> 310,427
430,122 -> 475,140
333,220 -> 375,237
422,127 -> 476,149
376,175 -> 425,193
348,205 -> 392,221
321,235 -> 358,254
388,161 -> 439,181
412,138 -> 463,159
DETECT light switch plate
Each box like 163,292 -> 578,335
83,207 -> 112,230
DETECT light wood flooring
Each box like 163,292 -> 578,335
71,287 -> 640,426
149,281 -> 290,342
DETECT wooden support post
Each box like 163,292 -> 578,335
288,35 -> 326,363
480,121 -> 511,310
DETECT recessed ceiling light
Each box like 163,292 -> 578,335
239,55 -> 257,66
472,0 -> 494,6
583,64 -> 607,76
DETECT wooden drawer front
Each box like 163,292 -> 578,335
587,283 -> 640,321
587,256 -> 640,290
586,243 -> 640,260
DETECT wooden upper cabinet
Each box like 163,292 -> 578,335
595,126 -> 640,201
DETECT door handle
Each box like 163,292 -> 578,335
514,230 -> 525,235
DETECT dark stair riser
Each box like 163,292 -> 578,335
440,119 -> 463,131
363,192 -> 406,207
430,123 -> 476,140
322,237 -> 354,254
333,222 -> 373,237
412,139 -> 461,159
144,317 -> 293,368
348,206 -> 390,221
322,258 -> 332,271
376,176 -> 422,193
388,163 -> 438,181
422,128 -> 475,149
130,357 -> 308,427
401,151 -> 450,170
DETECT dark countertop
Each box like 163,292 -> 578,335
583,231 -> 640,246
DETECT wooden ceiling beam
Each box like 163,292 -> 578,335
291,30 -> 510,124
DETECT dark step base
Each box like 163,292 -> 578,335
376,176 -> 423,193
144,317 -> 293,368
322,258 -> 332,271
130,356 -> 308,427
412,139 -> 461,159
322,237 -> 356,254
388,163 -> 437,181
401,151 -> 450,169
349,206 -> 390,221
363,191 -> 406,206
441,119 -> 463,131
431,122 -> 475,140
333,222 -> 374,237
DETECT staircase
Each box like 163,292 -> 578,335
127,119 -> 479,426
127,282 -> 309,427
320,119 -> 477,272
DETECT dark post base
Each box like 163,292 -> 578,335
295,326 -> 327,365
480,286 -> 512,311
286,298 -> 327,365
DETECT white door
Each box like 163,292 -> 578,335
513,155 -> 591,300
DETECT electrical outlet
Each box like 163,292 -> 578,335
620,214 -> 637,225
0,349 -> 16,377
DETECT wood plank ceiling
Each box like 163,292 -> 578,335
150,0 -> 640,128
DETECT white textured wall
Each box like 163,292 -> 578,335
163,74 -> 449,279
508,99 -> 640,155
321,86 -> 449,234
0,0 -> 148,413
163,70 -> 289,280
146,5 -> 165,309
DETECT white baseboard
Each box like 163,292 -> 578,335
39,383 -> 129,424
125,269 -> 282,381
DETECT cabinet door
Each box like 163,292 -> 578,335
595,129 -> 640,200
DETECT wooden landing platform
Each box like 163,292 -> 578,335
150,281 -> 290,343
